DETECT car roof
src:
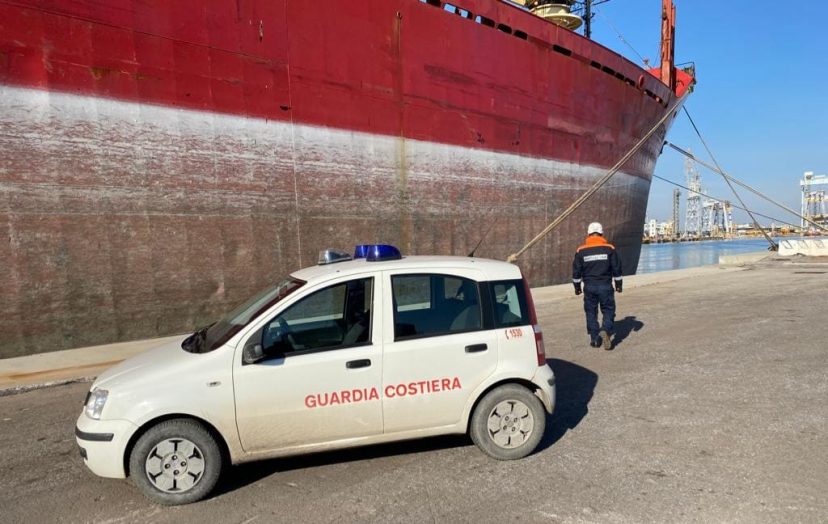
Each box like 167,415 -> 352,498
291,255 -> 523,284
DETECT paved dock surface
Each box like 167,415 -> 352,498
1,259 -> 826,523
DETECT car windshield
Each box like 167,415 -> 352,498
182,277 -> 305,353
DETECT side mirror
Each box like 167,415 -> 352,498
242,343 -> 264,365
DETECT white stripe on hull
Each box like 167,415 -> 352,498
0,85 -> 651,355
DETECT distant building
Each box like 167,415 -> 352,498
644,219 -> 676,240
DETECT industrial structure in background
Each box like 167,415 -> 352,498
682,154 -> 734,240
683,155 -> 702,238
644,186 -> 681,241
645,155 -> 741,243
701,199 -> 733,238
646,165 -> 824,244
801,171 -> 828,231
672,188 -> 681,240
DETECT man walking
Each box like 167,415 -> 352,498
572,222 -> 623,350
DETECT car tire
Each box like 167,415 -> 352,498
469,384 -> 546,460
129,419 -> 223,505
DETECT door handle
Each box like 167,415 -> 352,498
346,359 -> 371,369
465,343 -> 488,353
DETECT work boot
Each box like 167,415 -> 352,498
599,329 -> 612,351
589,337 -> 601,348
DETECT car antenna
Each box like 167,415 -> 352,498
468,215 -> 498,257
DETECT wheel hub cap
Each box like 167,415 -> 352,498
145,438 -> 205,493
486,400 -> 534,449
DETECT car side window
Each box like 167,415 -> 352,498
489,279 -> 530,328
261,277 -> 373,356
392,274 -> 481,340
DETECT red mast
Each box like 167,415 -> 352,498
660,0 -> 677,90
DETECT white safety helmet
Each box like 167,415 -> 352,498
587,222 -> 603,235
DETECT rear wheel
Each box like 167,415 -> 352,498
469,384 -> 545,460
129,419 -> 223,505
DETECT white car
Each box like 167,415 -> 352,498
76,245 -> 556,505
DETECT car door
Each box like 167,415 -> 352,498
380,270 -> 499,433
233,274 -> 383,453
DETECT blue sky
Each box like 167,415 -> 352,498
587,0 -> 828,227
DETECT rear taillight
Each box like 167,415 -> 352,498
522,275 -> 546,366
533,324 -> 546,366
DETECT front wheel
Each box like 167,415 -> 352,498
129,419 -> 223,505
469,384 -> 546,460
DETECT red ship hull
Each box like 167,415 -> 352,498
0,0 -> 688,356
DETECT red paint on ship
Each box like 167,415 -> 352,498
0,0 -> 674,170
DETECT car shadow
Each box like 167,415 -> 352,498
213,358 -> 598,498
213,434 -> 469,497
612,316 -> 644,348
536,358 -> 598,452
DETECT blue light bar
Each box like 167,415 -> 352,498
353,245 -> 370,259
365,244 -> 402,262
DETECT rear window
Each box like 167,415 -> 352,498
488,279 -> 530,328
392,274 -> 482,340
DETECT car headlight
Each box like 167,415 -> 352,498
84,389 -> 109,420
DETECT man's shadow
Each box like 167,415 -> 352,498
537,358 -> 598,452
612,316 -> 644,348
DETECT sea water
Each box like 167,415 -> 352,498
636,238 -> 776,274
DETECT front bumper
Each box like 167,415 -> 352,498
75,414 -> 139,479
531,364 -> 556,414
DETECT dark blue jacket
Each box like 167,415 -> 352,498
572,235 -> 623,286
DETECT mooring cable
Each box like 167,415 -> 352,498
593,9 -> 649,66
506,91 -> 691,263
666,141 -> 828,233
651,173 -> 802,231
680,108 -> 778,250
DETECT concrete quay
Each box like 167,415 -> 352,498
0,254 -> 826,523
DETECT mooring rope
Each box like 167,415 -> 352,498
506,91 -> 690,263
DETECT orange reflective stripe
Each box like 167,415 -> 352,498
575,236 -> 614,252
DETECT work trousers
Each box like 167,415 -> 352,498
583,282 -> 615,338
